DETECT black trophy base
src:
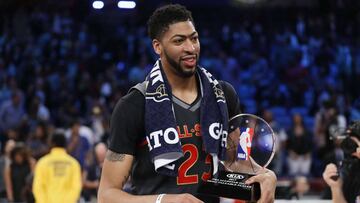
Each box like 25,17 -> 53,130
197,171 -> 260,202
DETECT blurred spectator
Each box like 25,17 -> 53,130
82,142 -> 107,202
33,131 -> 82,203
4,143 -> 35,202
27,122 -> 50,160
0,90 -> 26,139
66,120 -> 91,168
0,139 -> 15,200
286,114 -> 313,176
314,100 -> 346,159
90,106 -> 106,144
28,96 -> 50,123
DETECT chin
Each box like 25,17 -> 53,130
181,68 -> 197,77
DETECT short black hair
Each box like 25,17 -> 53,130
51,132 -> 67,148
147,4 -> 194,40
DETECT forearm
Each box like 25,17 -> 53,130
98,188 -> 159,203
331,187 -> 347,203
5,187 -> 13,201
4,169 -> 13,200
83,180 -> 99,189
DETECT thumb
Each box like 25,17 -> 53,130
245,175 -> 258,185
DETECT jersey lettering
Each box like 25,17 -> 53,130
148,127 -> 179,150
209,122 -> 228,148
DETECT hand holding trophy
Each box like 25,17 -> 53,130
198,114 -> 276,202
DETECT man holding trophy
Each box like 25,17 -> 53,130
98,4 -> 277,203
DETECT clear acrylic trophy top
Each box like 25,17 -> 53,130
223,114 -> 276,175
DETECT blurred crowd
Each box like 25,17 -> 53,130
0,5 -> 359,202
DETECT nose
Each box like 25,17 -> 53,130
183,39 -> 195,53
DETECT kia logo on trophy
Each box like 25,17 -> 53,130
227,174 -> 245,180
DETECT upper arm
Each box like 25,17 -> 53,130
4,165 -> 11,187
98,91 -> 143,201
99,150 -> 134,192
29,158 -> 36,172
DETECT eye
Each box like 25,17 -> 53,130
192,36 -> 199,42
174,38 -> 184,44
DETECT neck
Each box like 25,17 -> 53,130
161,60 -> 197,91
161,60 -> 198,103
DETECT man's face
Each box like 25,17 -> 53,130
153,21 -> 200,78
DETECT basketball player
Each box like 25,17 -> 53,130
98,4 -> 276,203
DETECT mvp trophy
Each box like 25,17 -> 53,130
198,114 -> 276,202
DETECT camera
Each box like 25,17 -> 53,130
330,120 -> 360,156
340,121 -> 360,157
329,121 -> 360,181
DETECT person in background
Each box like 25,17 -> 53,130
33,131 -> 82,203
67,120 -> 91,168
4,143 -> 35,202
314,100 -> 346,160
286,114 -> 313,176
0,90 -> 26,147
27,122 -> 50,160
323,121 -> 360,203
82,142 -> 107,202
0,140 -> 15,200
0,90 -> 25,133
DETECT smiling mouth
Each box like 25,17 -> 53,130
181,55 -> 197,67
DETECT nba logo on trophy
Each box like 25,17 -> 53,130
237,127 -> 254,160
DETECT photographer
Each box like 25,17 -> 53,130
323,121 -> 360,203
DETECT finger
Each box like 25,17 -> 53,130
328,172 -> 338,177
323,167 -> 337,176
245,175 -> 259,185
326,163 -> 337,170
324,169 -> 338,176
323,172 -> 338,180
350,137 -> 360,146
245,168 -> 272,184
351,150 -> 360,159
323,166 -> 338,177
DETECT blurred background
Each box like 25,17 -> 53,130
0,0 -> 359,202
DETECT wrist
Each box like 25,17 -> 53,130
155,194 -> 165,203
331,186 -> 343,194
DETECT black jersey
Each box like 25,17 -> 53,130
108,80 -> 240,202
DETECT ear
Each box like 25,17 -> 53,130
152,39 -> 162,55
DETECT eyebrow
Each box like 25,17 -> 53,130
170,31 -> 198,39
